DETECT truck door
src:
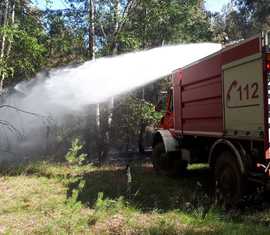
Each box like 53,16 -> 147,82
159,89 -> 174,129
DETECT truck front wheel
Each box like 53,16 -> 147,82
214,152 -> 245,207
152,142 -> 187,175
152,142 -> 169,173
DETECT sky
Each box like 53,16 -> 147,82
33,0 -> 231,12
205,0 -> 230,12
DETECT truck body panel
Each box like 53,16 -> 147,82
223,53 -> 264,139
173,52 -> 223,134
173,35 -> 264,139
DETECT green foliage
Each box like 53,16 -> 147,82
95,192 -> 126,213
65,138 -> 87,166
116,31 -> 141,52
233,0 -> 270,32
0,2 -> 47,88
212,0 -> 270,43
211,3 -> 249,43
63,0 -> 213,57
44,12 -> 86,66
125,0 -> 213,48
119,95 -> 161,127
0,0 -> 214,89
66,179 -> 85,210
10,28 -> 46,78
0,56 -> 14,80
64,138 -> 88,212
111,95 -> 162,150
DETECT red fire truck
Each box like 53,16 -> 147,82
152,31 -> 270,204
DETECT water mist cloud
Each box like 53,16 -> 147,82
0,43 -> 221,159
39,43 -> 221,112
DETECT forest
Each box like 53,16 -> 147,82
0,0 -> 268,88
0,0 -> 269,159
0,0 -> 270,234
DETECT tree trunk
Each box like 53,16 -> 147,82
97,0 -> 120,163
84,0 -> 101,163
0,0 -> 9,59
111,0 -> 120,55
0,0 -> 9,92
96,0 -> 136,163
138,88 -> 145,153
87,0 -> 103,164
6,0 -> 15,58
88,0 -> 95,60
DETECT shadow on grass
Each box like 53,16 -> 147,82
2,158 -> 270,233
66,162 -> 270,234
68,162 -> 212,212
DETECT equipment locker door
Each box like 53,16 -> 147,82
223,53 -> 265,139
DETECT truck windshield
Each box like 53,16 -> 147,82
160,95 -> 167,112
169,90 -> 173,112
155,95 -> 167,113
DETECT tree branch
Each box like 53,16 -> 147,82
117,0 -> 137,35
0,148 -> 16,156
0,104 -> 55,139
99,22 -> 108,41
0,120 -> 24,139
0,104 -> 47,119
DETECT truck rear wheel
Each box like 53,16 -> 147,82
214,152 -> 245,207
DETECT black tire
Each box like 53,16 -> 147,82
151,142 -> 168,173
152,142 -> 187,176
166,151 -> 187,176
214,151 -> 245,207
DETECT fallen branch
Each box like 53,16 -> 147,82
0,120 -> 24,139
0,104 -> 57,141
0,104 -> 46,119
0,148 -> 16,156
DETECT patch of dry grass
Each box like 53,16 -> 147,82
0,161 -> 270,234
0,172 -> 93,234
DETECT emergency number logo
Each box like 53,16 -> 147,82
226,80 -> 260,108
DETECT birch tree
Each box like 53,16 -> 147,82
96,0 -> 137,54
89,0 -> 137,162
0,0 -> 12,92
0,0 -> 45,91
88,0 -> 95,60
0,0 -> 16,91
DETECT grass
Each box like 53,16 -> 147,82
0,160 -> 270,234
